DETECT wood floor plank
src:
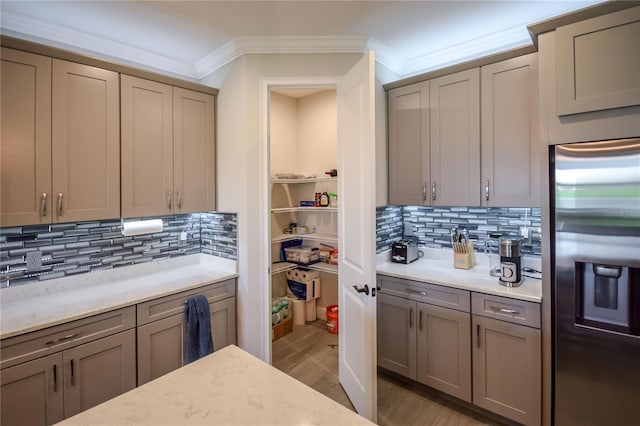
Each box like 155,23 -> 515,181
272,320 -> 504,426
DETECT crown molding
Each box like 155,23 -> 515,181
0,10 -> 198,79
404,25 -> 533,76
1,9 -> 536,82
196,35 -> 381,78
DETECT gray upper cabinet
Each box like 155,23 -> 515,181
0,48 -> 52,227
386,68 -> 480,207
387,82 -> 429,206
555,6 -> 640,115
429,68 -> 480,206
481,53 -> 540,207
121,75 -> 216,217
52,60 -> 120,223
1,50 -> 120,226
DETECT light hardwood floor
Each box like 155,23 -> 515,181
272,320 -> 504,426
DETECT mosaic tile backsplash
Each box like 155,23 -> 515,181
376,205 -> 541,256
0,212 -> 237,288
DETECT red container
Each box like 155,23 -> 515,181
326,305 -> 339,334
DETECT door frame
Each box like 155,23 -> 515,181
259,76 -> 340,363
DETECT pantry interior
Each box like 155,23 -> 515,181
269,86 -> 340,356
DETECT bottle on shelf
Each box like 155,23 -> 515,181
320,188 -> 329,207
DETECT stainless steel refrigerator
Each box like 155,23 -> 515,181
552,138 -> 640,425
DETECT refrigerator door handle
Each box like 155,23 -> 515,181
593,264 -> 622,278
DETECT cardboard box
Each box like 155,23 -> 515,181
272,316 -> 293,341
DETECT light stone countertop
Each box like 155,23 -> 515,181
56,344 -> 374,426
376,248 -> 542,303
0,254 -> 237,339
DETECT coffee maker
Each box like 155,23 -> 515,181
499,236 -> 522,287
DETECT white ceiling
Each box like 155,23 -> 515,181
1,1 -> 603,82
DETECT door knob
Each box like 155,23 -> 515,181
352,284 -> 369,296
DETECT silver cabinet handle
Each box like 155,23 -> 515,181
422,183 -> 427,203
431,182 -> 436,201
41,192 -> 47,217
485,179 -> 490,202
407,289 -> 428,297
490,306 -> 520,315
45,333 -> 79,346
57,192 -> 63,215
409,308 -> 413,329
168,191 -> 172,209
177,191 -> 182,209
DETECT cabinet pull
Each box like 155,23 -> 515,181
70,359 -> 75,386
168,192 -> 172,209
490,306 -> 520,315
57,192 -> 63,215
485,180 -> 490,202
477,324 -> 481,348
41,192 -> 47,217
431,182 -> 436,201
44,333 -> 78,346
409,308 -> 413,329
53,364 -> 57,392
407,289 -> 427,297
422,183 -> 427,203
177,191 -> 182,209
419,310 -> 423,331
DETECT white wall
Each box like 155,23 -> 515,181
201,52 -> 367,361
298,90 -> 338,177
269,92 -> 299,176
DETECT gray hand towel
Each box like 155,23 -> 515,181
185,294 -> 214,363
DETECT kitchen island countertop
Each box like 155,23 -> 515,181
376,248 -> 542,303
1,254 -> 237,339
56,344 -> 374,426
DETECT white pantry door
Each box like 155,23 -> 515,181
337,51 -> 377,421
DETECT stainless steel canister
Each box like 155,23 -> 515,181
499,237 -> 522,286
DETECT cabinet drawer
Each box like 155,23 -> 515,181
137,279 -> 236,325
472,293 -> 540,328
0,307 -> 135,370
377,275 -> 470,312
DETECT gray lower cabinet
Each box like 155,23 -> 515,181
377,275 -> 542,424
377,276 -> 471,402
472,294 -> 541,426
417,302 -> 471,402
0,309 -> 136,426
377,293 -> 417,378
137,279 -> 237,385
0,353 -> 63,426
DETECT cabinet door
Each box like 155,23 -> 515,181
63,329 -> 136,418
416,302 -> 471,402
473,315 -> 541,426
430,68 -> 480,206
0,48 -> 52,227
556,6 -> 640,115
387,82 -> 430,206
377,293 -> 416,379
0,353 -> 63,426
121,75 -> 173,217
137,314 -> 185,386
211,296 -> 237,349
173,87 -> 216,213
481,54 -> 540,207
52,60 -> 120,222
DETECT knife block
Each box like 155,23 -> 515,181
453,242 -> 475,269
